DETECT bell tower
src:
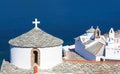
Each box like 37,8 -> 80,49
108,28 -> 115,43
94,26 -> 101,38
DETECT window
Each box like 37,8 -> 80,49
31,49 -> 40,67
33,51 -> 38,64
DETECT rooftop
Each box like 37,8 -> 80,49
86,26 -> 95,33
1,60 -> 120,74
86,42 -> 104,55
104,30 -> 120,38
9,19 -> 63,48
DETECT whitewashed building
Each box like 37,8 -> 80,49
75,26 -> 106,61
8,18 -> 63,69
105,28 -> 120,60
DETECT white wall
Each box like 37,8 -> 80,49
10,45 -> 62,69
105,46 -> 120,60
11,47 -> 32,69
96,56 -> 105,61
39,45 -> 62,69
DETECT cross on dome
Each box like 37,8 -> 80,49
32,18 -> 40,29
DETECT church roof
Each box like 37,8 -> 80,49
86,42 -> 104,56
86,26 -> 95,33
9,18 -> 63,48
9,28 -> 63,48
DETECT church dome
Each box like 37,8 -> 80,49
9,19 -> 63,48
9,28 -> 63,48
86,26 -> 95,33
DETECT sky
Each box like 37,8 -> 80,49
0,0 -> 120,44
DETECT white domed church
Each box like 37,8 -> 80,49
8,18 -> 63,69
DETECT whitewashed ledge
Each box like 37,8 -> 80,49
1,60 -> 120,74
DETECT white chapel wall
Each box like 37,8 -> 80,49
10,47 -> 32,69
39,45 -> 62,69
10,45 -> 63,69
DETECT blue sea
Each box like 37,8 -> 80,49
0,0 -> 120,67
